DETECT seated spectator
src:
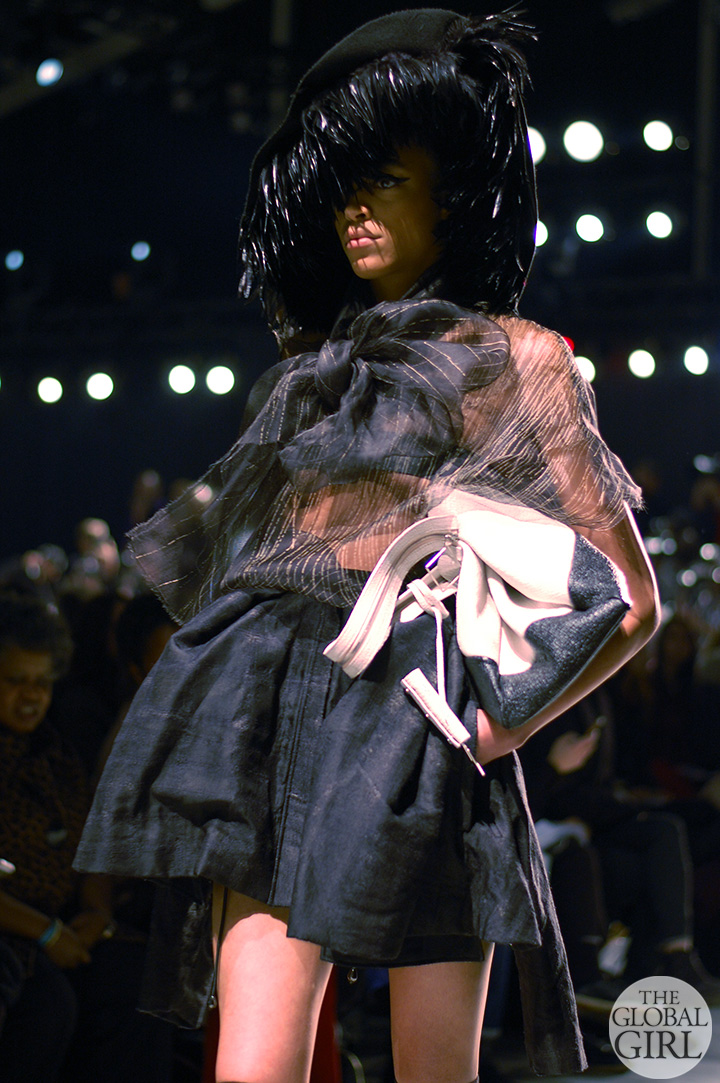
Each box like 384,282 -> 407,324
0,592 -> 172,1083
0,592 -> 92,1080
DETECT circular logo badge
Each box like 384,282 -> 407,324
608,976 -> 712,1078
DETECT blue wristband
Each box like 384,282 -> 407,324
37,917 -> 62,947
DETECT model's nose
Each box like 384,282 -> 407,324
343,192 -> 369,220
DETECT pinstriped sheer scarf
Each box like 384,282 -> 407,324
128,297 -> 641,624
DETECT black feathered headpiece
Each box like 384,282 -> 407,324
238,8 -> 537,339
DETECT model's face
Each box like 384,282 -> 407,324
0,645 -> 55,735
334,145 -> 444,302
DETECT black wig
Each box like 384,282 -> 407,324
238,9 -> 537,339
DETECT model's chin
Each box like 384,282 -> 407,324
347,255 -> 385,280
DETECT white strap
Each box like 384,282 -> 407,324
406,578 -> 448,700
323,515 -> 459,677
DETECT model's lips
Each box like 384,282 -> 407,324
345,230 -> 378,249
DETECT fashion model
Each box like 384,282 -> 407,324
76,10 -> 659,1082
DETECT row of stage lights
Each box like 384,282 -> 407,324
572,346 -> 710,383
0,364 -> 238,404
528,119 -> 684,164
0,346 -> 711,405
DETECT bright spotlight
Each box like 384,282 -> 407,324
36,59 -> 64,87
695,454 -> 719,473
575,356 -> 596,382
5,250 -> 24,271
646,211 -> 673,238
563,121 -> 604,162
38,377 -> 63,403
528,127 -> 546,163
643,120 -> 673,151
168,364 -> 196,394
131,241 -> 151,262
684,346 -> 709,375
575,214 -> 604,242
535,220 -> 548,247
628,349 -> 655,378
86,372 -> 114,400
206,366 -> 235,395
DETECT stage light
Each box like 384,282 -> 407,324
695,454 -> 719,473
36,59 -> 64,87
535,220 -> 548,247
168,365 -> 195,394
643,120 -> 673,151
131,241 -> 151,262
678,569 -> 697,588
206,366 -> 235,395
646,211 -> 673,238
563,121 -> 604,162
86,373 -> 114,400
575,356 -> 596,382
528,127 -> 546,163
700,543 -> 719,561
5,250 -> 24,271
684,346 -> 709,375
38,377 -> 63,403
575,214 -> 604,242
628,349 -> 655,378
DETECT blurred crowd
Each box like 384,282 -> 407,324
1,459 -> 720,1081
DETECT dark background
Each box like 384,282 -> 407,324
1,0 -> 717,558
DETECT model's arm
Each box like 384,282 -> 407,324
473,316 -> 660,762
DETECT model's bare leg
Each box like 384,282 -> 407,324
389,947 -> 494,1083
212,885 -> 331,1083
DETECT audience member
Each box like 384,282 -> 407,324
0,592 -> 173,1083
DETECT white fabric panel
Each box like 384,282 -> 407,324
430,494 -> 577,671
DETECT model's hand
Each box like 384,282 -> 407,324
547,729 -> 600,775
44,925 -> 92,969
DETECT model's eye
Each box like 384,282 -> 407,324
371,173 -> 406,190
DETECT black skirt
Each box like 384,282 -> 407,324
75,588 -> 585,1075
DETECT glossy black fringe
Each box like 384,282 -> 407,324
238,11 -> 537,343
